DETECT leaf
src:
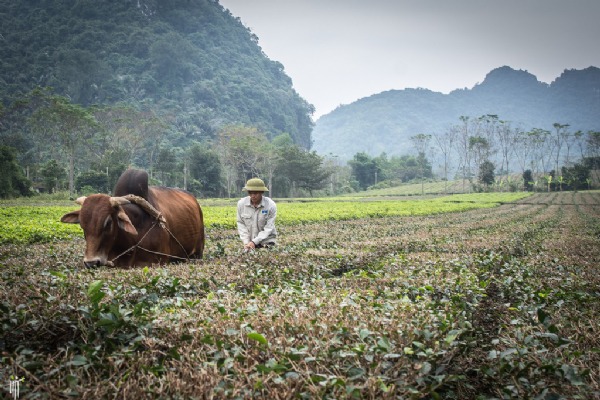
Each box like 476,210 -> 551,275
359,328 -> 372,340
247,332 -> 268,346
256,364 -> 272,374
96,318 -> 118,327
420,361 -> 432,375
87,280 -> 105,304
66,355 -> 88,367
347,367 -> 365,379
561,364 -> 585,385
444,329 -> 463,344
87,280 -> 104,298
285,371 -> 300,380
310,374 -> 328,384
500,348 -> 517,359
50,270 -> 67,280
377,336 -> 392,352
537,308 -> 550,325
169,347 -> 181,361
66,374 -> 78,387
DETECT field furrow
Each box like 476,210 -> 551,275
1,192 -> 598,399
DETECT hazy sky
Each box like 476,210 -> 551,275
219,0 -> 600,119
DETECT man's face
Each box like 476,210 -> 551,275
248,191 -> 263,204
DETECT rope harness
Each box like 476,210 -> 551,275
107,195 -> 191,266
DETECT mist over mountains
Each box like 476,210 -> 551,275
312,66 -> 600,160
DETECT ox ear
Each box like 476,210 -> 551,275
75,196 -> 87,205
117,208 -> 138,235
61,210 -> 81,224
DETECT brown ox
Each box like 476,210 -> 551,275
61,169 -> 204,268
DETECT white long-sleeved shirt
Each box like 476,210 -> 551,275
236,196 -> 277,245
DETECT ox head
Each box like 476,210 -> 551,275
61,194 -> 138,268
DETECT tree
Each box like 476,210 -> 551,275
561,160 -> 592,191
89,148 -> 129,193
585,131 -> 600,158
453,116 -> 478,192
537,129 -> 553,174
349,152 -> 380,191
523,169 -> 534,191
187,144 -> 223,197
155,147 -> 178,186
478,160 -> 495,187
432,129 -> 456,193
551,123 -> 570,176
55,49 -> 110,105
410,134 -> 432,195
477,115 -> 499,165
495,120 -> 518,185
93,105 -> 167,173
76,170 -> 109,194
27,89 -> 99,197
469,136 -> 491,176
321,154 -> 351,195
275,144 -> 331,197
513,129 -> 535,175
217,125 -> 270,195
0,145 -> 32,198
40,159 -> 67,193
149,32 -> 194,93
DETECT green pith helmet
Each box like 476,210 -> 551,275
243,178 -> 269,192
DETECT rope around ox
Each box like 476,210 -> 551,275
106,195 -> 191,267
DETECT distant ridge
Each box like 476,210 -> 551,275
312,66 -> 600,159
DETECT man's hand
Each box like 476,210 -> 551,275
244,241 -> 256,250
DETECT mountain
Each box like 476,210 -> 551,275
312,66 -> 600,159
0,0 -> 313,148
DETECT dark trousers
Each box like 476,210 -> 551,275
255,242 -> 275,249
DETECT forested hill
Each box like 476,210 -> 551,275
313,66 -> 600,159
0,0 -> 314,148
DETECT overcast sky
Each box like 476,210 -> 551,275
219,0 -> 600,119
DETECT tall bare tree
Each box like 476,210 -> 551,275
495,121 -> 518,185
453,116 -> 481,192
410,133 -> 432,195
28,92 -> 98,196
432,129 -> 456,194
217,125 -> 270,196
551,122 -> 570,175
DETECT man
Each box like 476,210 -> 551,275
237,178 -> 277,250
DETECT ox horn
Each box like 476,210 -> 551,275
109,197 -> 131,207
75,196 -> 87,205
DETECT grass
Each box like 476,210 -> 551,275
0,192 -> 532,244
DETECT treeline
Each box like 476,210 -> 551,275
346,115 -> 599,193
1,91 -> 598,199
0,88 -> 332,199
0,87 -> 436,199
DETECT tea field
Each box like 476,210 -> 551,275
1,191 -> 599,399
